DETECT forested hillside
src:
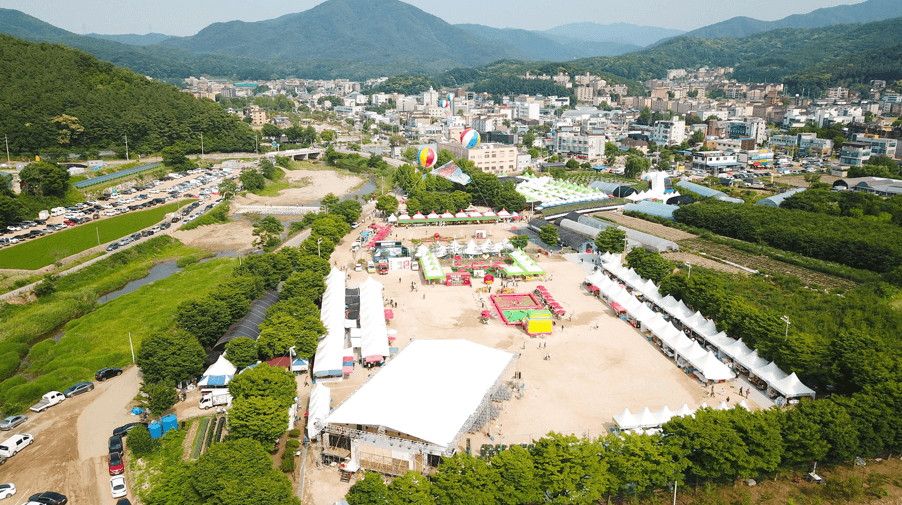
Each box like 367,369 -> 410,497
0,35 -> 254,157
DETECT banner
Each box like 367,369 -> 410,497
429,161 -> 471,186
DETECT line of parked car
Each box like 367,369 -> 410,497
0,367 -> 127,504
1,167 -> 235,250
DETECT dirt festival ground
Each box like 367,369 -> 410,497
303,221 -> 760,505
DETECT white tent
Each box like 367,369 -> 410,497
719,338 -> 753,361
198,355 -> 237,387
735,349 -> 770,372
691,351 -> 736,382
613,408 -> 640,429
752,361 -> 789,384
635,407 -> 660,428
653,405 -> 673,425
738,400 -> 751,411
675,341 -> 707,364
307,383 -> 332,438
642,313 -> 670,335
387,214 -> 398,223
427,211 -> 440,220
480,239 -> 494,254
672,404 -> 695,418
314,268 -> 347,377
464,240 -> 480,256
359,277 -> 390,363
714,401 -> 730,411
769,372 -> 816,399
414,244 -> 431,258
325,340 -> 515,450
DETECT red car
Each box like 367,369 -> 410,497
108,452 -> 124,475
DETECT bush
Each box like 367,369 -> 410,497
288,428 -> 301,438
285,439 -> 300,451
128,424 -> 160,457
280,456 -> 295,473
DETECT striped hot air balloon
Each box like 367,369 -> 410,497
439,99 -> 450,108
460,129 -> 480,149
447,93 -> 454,102
418,147 -> 437,168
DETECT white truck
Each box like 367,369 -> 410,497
199,392 -> 232,410
38,210 -> 50,221
30,391 -> 65,412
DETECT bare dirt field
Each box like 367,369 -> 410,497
172,217 -> 258,253
2,366 -> 141,505
663,251 -> 745,275
302,221 -> 755,505
236,169 -> 364,207
597,211 -> 698,242
779,174 -> 840,188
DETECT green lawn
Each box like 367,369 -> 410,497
128,418 -> 191,504
0,258 -> 235,413
0,200 -> 188,270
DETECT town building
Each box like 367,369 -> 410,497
851,134 -> 897,159
651,116 -> 686,146
839,141 -> 873,167
436,141 -> 519,175
691,150 -> 741,174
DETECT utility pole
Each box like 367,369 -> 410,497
4,134 -> 9,165
200,132 -> 204,159
124,134 -> 129,161
96,227 -> 100,247
781,315 -> 791,339
128,332 -> 135,363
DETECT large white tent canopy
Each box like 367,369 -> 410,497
314,268 -> 347,377
198,355 -> 237,387
307,383 -> 332,438
325,340 -> 515,449
359,277 -> 390,362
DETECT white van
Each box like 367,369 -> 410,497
0,433 -> 33,457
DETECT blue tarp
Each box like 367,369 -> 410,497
200,375 -> 231,386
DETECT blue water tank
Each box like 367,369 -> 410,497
148,421 -> 163,439
161,414 -> 178,434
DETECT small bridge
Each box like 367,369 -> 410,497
234,205 -> 321,216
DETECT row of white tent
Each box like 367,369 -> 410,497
307,383 -> 332,438
359,277 -> 390,363
587,254 -> 815,399
413,239 -> 514,258
613,401 -> 751,431
314,268 -> 347,378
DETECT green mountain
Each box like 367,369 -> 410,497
681,0 -> 902,39
159,0 -> 532,66
565,16 -> 902,94
541,22 -> 684,47
0,34 -> 254,156
86,32 -> 173,46
455,24 -> 641,59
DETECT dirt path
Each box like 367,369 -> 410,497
596,211 -> 697,242
1,365 -> 140,505
235,169 -> 364,206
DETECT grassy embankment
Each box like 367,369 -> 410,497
0,236 -> 219,414
0,200 -> 189,270
127,419 -> 191,504
178,202 -> 232,231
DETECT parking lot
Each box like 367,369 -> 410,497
0,167 -> 240,250
0,367 -> 140,505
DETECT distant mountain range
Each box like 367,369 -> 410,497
454,24 -> 643,61
541,22 -> 684,47
679,0 -> 902,39
86,32 -> 173,46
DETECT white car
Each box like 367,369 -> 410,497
0,483 -> 14,499
110,476 -> 127,498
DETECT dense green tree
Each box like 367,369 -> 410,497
228,396 -> 289,446
491,445 -> 541,505
432,453 -> 499,505
282,270 -> 326,300
218,471 -> 298,505
594,227 -> 626,253
532,433 -> 610,503
565,159 -> 579,170
252,216 -> 284,250
624,155 -> 650,179
301,234 -> 336,258
259,157 -> 280,180
266,297 -> 320,321
510,235 -> 529,250
257,313 -> 325,359
626,248 -> 674,283
663,408 -> 750,482
311,214 -> 351,243
602,433 -> 685,495
240,170 -> 266,192
0,195 -> 25,228
228,364 -> 297,409
192,438 -> 276,500
261,124 -> 282,139
218,179 -> 239,200
141,380 -> 178,417
161,146 -> 194,171
293,253 -> 331,279
376,195 -> 399,215
175,299 -> 233,347
136,331 -> 206,384
225,337 -> 259,370
347,472 -> 389,505
387,471 -> 435,505
127,424 -> 160,457
538,225 -> 558,247
791,399 -> 860,462
18,161 -> 69,197
330,200 -> 363,224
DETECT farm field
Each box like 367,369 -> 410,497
0,200 -> 188,270
596,211 -> 698,242
679,238 -> 856,290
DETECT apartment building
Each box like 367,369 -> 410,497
727,118 -> 767,146
852,134 -> 897,159
553,129 -> 606,159
436,141 -> 519,175
691,150 -> 740,173
839,142 -> 873,167
651,116 -> 686,146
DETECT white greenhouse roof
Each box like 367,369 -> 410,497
325,339 -> 515,448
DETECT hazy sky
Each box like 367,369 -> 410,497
5,0 -> 865,36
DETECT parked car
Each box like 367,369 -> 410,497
112,422 -> 147,438
0,415 -> 26,431
160,222 -> 171,230
30,392 -> 65,412
110,476 -> 127,498
106,242 -> 120,252
62,381 -> 94,398
95,368 -> 122,381
108,435 -> 123,456
0,483 -> 15,499
0,434 -> 34,457
115,499 -> 132,505
108,452 -> 124,475
27,491 -> 67,504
